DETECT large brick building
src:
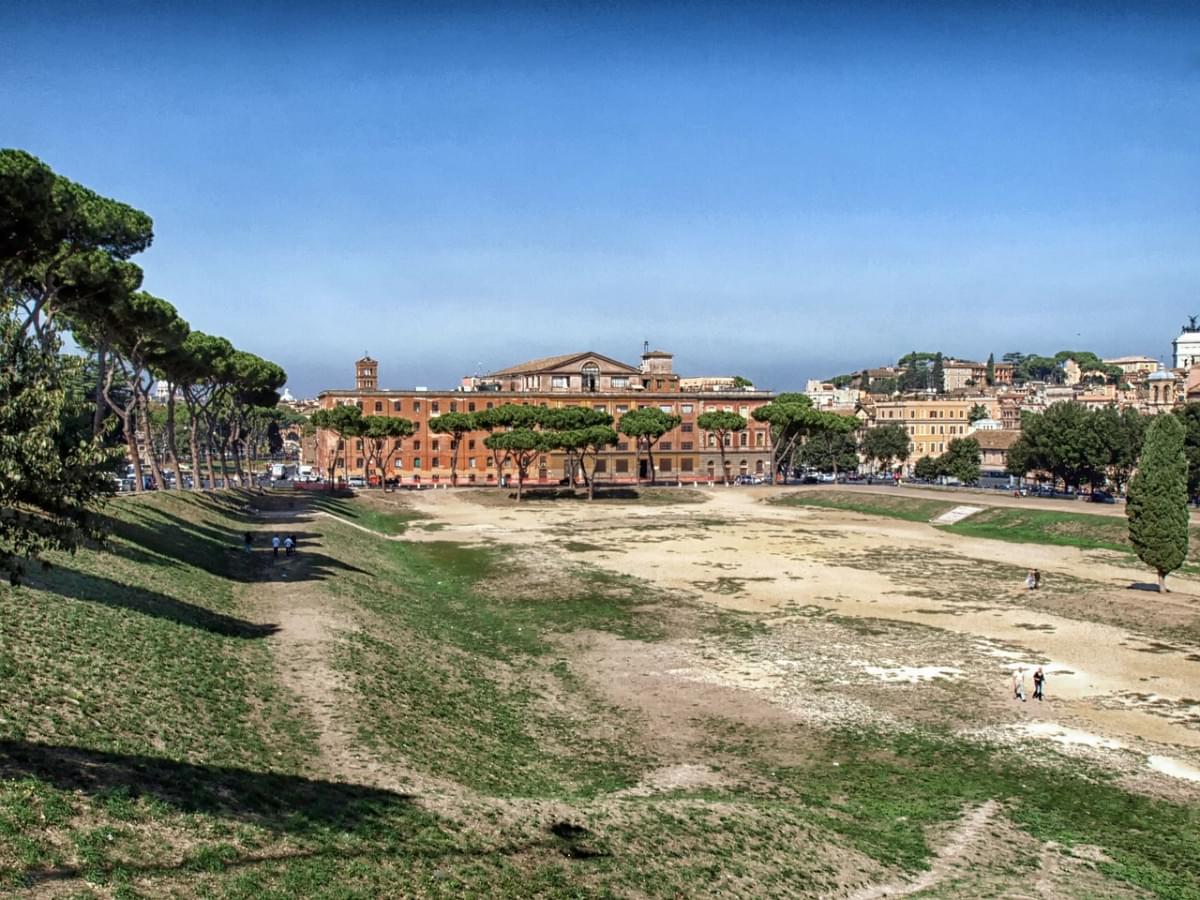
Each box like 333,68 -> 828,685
315,350 -> 775,485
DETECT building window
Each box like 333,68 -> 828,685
374,401 -> 383,412
413,440 -> 421,450
615,459 -> 629,473
682,422 -> 693,432
755,432 -> 764,447
468,439 -> 476,450
450,401 -> 457,413
582,363 -> 600,392
661,441 -> 672,451
355,457 -> 363,468
616,404 -> 628,413
739,432 -> 748,447
468,458 -> 477,468
552,376 -> 569,389
681,403 -> 693,413
392,400 -> 401,412
431,401 -> 439,413
681,441 -> 693,450
593,404 -> 607,412
660,459 -> 673,473
431,440 -> 440,451
433,458 -> 441,469
612,376 -> 629,389
468,402 -> 476,412
659,404 -> 673,413
595,459 -> 607,473
394,459 -> 403,469
617,442 -> 629,451
413,457 -> 422,469
681,458 -> 694,472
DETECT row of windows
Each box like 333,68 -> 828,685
341,456 -> 767,475
881,407 -> 972,420
339,397 -> 759,418
905,424 -> 966,437
342,433 -> 767,454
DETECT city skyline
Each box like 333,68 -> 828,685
4,1 -> 1197,396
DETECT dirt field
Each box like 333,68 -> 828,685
391,485 -> 1200,787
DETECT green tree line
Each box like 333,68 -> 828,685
1,148 -> 287,581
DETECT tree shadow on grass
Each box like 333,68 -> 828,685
0,740 -> 417,834
97,507 -> 367,583
22,567 -> 281,639
1,740 -> 560,888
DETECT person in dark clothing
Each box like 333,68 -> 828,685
243,532 -> 253,553
1033,667 -> 1046,701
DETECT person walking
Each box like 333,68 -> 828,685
1025,570 -> 1036,590
1012,667 -> 1026,702
243,532 -> 253,554
271,535 -> 281,559
1033,569 -> 1041,590
284,535 -> 295,557
1033,667 -> 1045,701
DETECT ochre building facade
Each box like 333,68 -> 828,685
316,351 -> 775,485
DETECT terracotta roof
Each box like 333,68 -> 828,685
972,429 -> 1021,450
486,351 -> 641,377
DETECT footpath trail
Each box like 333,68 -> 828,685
241,524 -> 408,793
240,509 -> 576,830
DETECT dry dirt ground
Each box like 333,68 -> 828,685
394,486 -> 1200,788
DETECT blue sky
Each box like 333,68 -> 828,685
3,1 -> 1198,395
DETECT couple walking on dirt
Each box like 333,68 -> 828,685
1012,666 -> 1046,702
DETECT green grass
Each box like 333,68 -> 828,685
3,491 -> 1199,898
772,490 -> 957,522
944,506 -> 1200,565
740,727 -> 1200,898
307,493 -> 428,534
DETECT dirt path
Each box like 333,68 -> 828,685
847,801 -> 999,900
244,541 -> 413,793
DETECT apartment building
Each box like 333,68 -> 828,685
317,351 -> 775,485
867,396 -> 1000,474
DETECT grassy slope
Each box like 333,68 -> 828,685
772,490 -> 958,522
775,490 -> 1200,564
2,492 -> 1198,898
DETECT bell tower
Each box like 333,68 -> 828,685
356,354 -> 378,391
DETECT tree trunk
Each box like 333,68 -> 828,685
718,438 -> 729,485
647,440 -> 657,485
135,385 -> 166,491
122,412 -> 144,493
165,388 -> 185,490
231,422 -> 246,486
1158,571 -> 1168,593
92,342 -> 108,436
450,436 -> 459,487
188,416 -> 204,492
633,441 -> 642,486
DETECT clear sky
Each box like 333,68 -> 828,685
3,1 -> 1197,395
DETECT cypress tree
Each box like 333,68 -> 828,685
985,352 -> 995,387
1127,415 -> 1189,592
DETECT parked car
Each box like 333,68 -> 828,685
1088,489 -> 1117,504
347,476 -> 367,488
